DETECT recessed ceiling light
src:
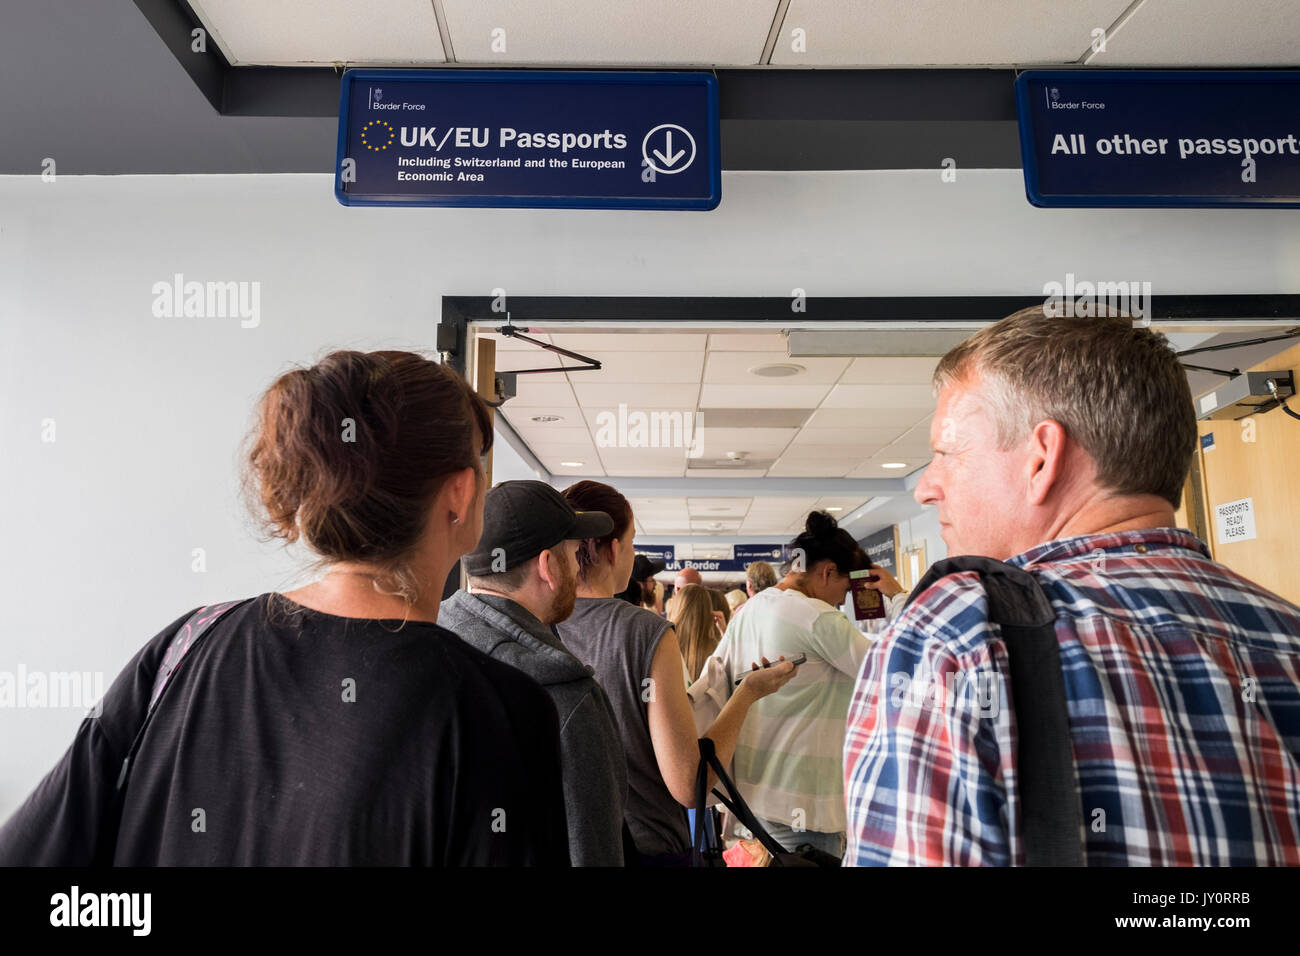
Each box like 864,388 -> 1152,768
882,462 -> 908,469
749,363 -> 806,378
531,414 -> 564,423
560,461 -> 584,467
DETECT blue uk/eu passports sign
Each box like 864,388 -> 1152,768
335,69 -> 720,210
1016,70 -> 1300,208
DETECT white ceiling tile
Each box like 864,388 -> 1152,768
840,356 -> 941,386
508,381 -> 579,407
563,351 -> 704,385
847,458 -> 932,478
743,514 -> 810,528
785,439 -> 886,458
604,464 -> 687,477
684,468 -> 770,478
573,383 -> 700,408
693,427 -> 798,456
699,384 -> 832,408
508,425 -> 593,446
691,518 -> 744,532
771,0 -> 1135,66
628,497 -> 688,510
535,441 -> 599,460
598,447 -> 688,463
687,497 -> 752,517
541,454 -> 601,474
191,0 -> 446,66
1098,0 -> 1300,66
739,509 -> 792,521
746,496 -> 819,510
820,384 -> 938,409
766,461 -> 853,478
706,333 -> 790,352
639,518 -> 696,532
789,426 -> 905,447
884,437 -> 936,456
632,501 -> 692,512
500,406 -> 583,429
704,352 -> 849,385
740,517 -> 794,533
441,0 -> 777,65
773,445 -> 870,470
803,408 -> 885,429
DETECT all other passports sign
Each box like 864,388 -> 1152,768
1016,71 -> 1300,208
335,69 -> 720,210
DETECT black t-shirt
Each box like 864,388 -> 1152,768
0,594 -> 570,866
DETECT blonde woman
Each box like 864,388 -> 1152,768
669,584 -> 724,686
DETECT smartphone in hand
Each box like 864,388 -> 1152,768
735,654 -> 807,685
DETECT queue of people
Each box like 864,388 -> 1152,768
2,307 -> 1299,867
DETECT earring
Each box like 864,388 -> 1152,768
452,515 -> 461,525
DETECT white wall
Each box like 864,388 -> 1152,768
3,168 -> 1300,816
897,508 -> 947,577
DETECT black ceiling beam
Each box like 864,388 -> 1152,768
443,294 -> 1300,325
133,1 -> 1026,169
133,0 -> 226,112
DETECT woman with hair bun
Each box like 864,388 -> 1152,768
0,350 -> 570,867
712,509 -> 873,859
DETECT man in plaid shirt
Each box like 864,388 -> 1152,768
843,306 -> 1300,866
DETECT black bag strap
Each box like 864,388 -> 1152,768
904,557 -> 1084,867
695,737 -> 791,863
691,744 -> 719,866
94,600 -> 247,866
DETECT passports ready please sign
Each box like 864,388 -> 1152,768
334,69 -> 720,210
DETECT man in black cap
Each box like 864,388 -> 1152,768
437,480 -> 629,866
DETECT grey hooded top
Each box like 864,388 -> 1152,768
438,589 -> 628,867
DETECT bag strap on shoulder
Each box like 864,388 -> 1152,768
95,599 -> 248,866
904,556 -> 1084,867
116,599 -> 248,789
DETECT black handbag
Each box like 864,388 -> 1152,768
692,736 -> 842,868
903,556 -> 1084,866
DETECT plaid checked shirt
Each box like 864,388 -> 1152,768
843,528 -> 1300,866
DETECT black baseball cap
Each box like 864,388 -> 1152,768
463,480 -> 614,576
632,554 -> 666,581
